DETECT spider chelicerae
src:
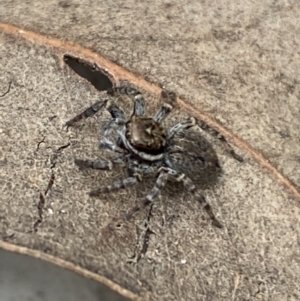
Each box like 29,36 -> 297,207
66,86 -> 242,228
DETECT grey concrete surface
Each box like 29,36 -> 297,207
0,249 -> 130,301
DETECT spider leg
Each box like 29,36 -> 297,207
65,99 -> 108,127
153,89 -> 177,123
107,86 -> 145,116
99,138 -> 124,153
99,104 -> 126,153
125,169 -> 169,220
107,103 -> 126,120
127,159 -> 161,177
89,176 -> 140,196
196,119 -> 243,162
75,157 -> 124,170
167,117 -> 243,162
167,117 -> 197,139
175,173 -> 223,228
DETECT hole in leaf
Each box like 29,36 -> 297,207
63,55 -> 113,91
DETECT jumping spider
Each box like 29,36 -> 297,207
66,87 -> 243,228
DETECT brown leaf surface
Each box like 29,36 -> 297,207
1,1 -> 300,300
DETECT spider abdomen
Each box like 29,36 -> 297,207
165,129 -> 222,188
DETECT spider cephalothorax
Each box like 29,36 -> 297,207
126,116 -> 166,154
66,86 -> 242,228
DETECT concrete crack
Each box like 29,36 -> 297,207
44,173 -> 55,195
35,136 -> 46,152
0,81 -> 12,98
33,192 -> 46,232
50,142 -> 70,169
34,141 -> 70,232
127,204 -> 155,264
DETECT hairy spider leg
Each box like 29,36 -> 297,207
89,176 -> 140,196
125,169 -> 170,220
88,160 -> 161,197
125,164 -> 222,227
75,157 -> 124,171
153,89 -> 177,123
175,173 -> 223,228
167,116 -> 243,162
107,86 -> 145,116
65,99 -> 108,127
99,104 -> 126,153
167,117 -> 197,139
107,103 -> 126,120
196,119 -> 243,162
127,160 -> 162,180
